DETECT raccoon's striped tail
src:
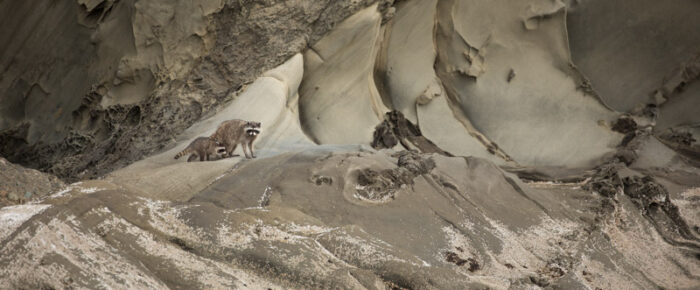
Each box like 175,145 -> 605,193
174,148 -> 191,159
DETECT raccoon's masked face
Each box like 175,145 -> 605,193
245,121 -> 261,136
212,140 -> 226,154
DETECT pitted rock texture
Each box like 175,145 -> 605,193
1,1 -> 700,289
0,0 -> 393,181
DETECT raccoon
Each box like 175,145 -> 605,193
210,119 -> 261,159
174,137 -> 221,162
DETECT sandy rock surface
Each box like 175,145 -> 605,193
2,149 -> 698,288
1,0 -> 699,289
0,158 -> 65,207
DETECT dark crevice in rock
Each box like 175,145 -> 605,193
371,110 -> 453,156
611,116 -> 637,135
659,129 -> 697,147
503,175 -> 552,216
657,128 -> 700,164
444,251 -> 480,272
583,161 -> 699,249
355,150 -> 435,201
505,167 -> 591,184
623,176 -> 699,247
581,120 -> 698,247
169,237 -> 196,253
372,4 -> 396,111
380,275 -> 414,290
582,162 -> 624,198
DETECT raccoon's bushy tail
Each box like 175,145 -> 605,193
174,148 -> 191,159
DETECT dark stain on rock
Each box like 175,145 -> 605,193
539,257 -> 572,279
445,251 -> 480,272
466,258 -> 480,272
170,237 -> 195,253
660,129 -> 696,147
371,110 -> 453,156
507,68 -> 516,82
445,251 -> 467,266
614,149 -> 638,165
585,161 -> 699,247
623,175 -> 698,242
611,116 -> 637,134
355,151 -> 435,201
611,116 -> 639,148
583,162 -> 624,197
623,175 -> 668,208
311,174 -> 333,186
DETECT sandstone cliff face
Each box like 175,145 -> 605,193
0,0 -> 392,181
1,0 -> 699,289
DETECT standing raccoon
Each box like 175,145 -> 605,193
174,137 -> 221,162
210,119 -> 261,159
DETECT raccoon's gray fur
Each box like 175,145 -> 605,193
174,137 -> 220,162
210,119 -> 261,159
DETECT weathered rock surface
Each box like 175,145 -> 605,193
1,0 -> 699,289
567,0 -> 700,112
2,148 -> 698,288
0,158 -> 65,207
0,0 -> 393,181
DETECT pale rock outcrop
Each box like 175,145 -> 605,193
107,54 -> 313,201
300,4 -> 389,145
1,1 -> 699,289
